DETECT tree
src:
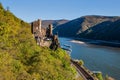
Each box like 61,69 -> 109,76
78,60 -> 84,66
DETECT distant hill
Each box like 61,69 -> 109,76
53,15 -> 120,41
79,19 -> 120,41
42,19 -> 69,28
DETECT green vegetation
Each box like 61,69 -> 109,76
96,73 -> 103,80
105,75 -> 115,80
105,75 -> 109,80
93,72 -> 103,80
78,59 -> 84,66
0,3 -> 77,80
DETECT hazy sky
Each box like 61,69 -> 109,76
0,0 -> 120,22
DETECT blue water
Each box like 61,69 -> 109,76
59,37 -> 120,80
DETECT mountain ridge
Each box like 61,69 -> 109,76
41,19 -> 69,28
53,15 -> 120,41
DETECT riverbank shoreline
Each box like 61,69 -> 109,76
73,38 -> 120,48
59,37 -> 119,79
70,40 -> 85,44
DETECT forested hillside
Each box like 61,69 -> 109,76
53,15 -> 120,42
79,19 -> 120,41
0,3 -> 77,80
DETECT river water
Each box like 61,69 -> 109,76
59,37 -> 120,80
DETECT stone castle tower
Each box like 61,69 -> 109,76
31,19 -> 43,37
49,24 -> 53,37
31,19 -> 60,49
38,19 -> 41,35
46,24 -> 53,38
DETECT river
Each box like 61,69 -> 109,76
59,37 -> 120,80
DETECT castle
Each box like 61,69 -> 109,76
31,19 -> 60,50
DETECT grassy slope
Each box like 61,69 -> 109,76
0,3 -> 78,80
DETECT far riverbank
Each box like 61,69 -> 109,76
70,40 -> 85,44
74,38 -> 120,48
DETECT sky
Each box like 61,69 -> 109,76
0,0 -> 120,22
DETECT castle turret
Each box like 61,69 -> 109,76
49,24 -> 53,37
38,19 -> 41,34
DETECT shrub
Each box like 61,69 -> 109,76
78,60 -> 84,66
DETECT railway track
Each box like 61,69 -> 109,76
71,60 -> 94,80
